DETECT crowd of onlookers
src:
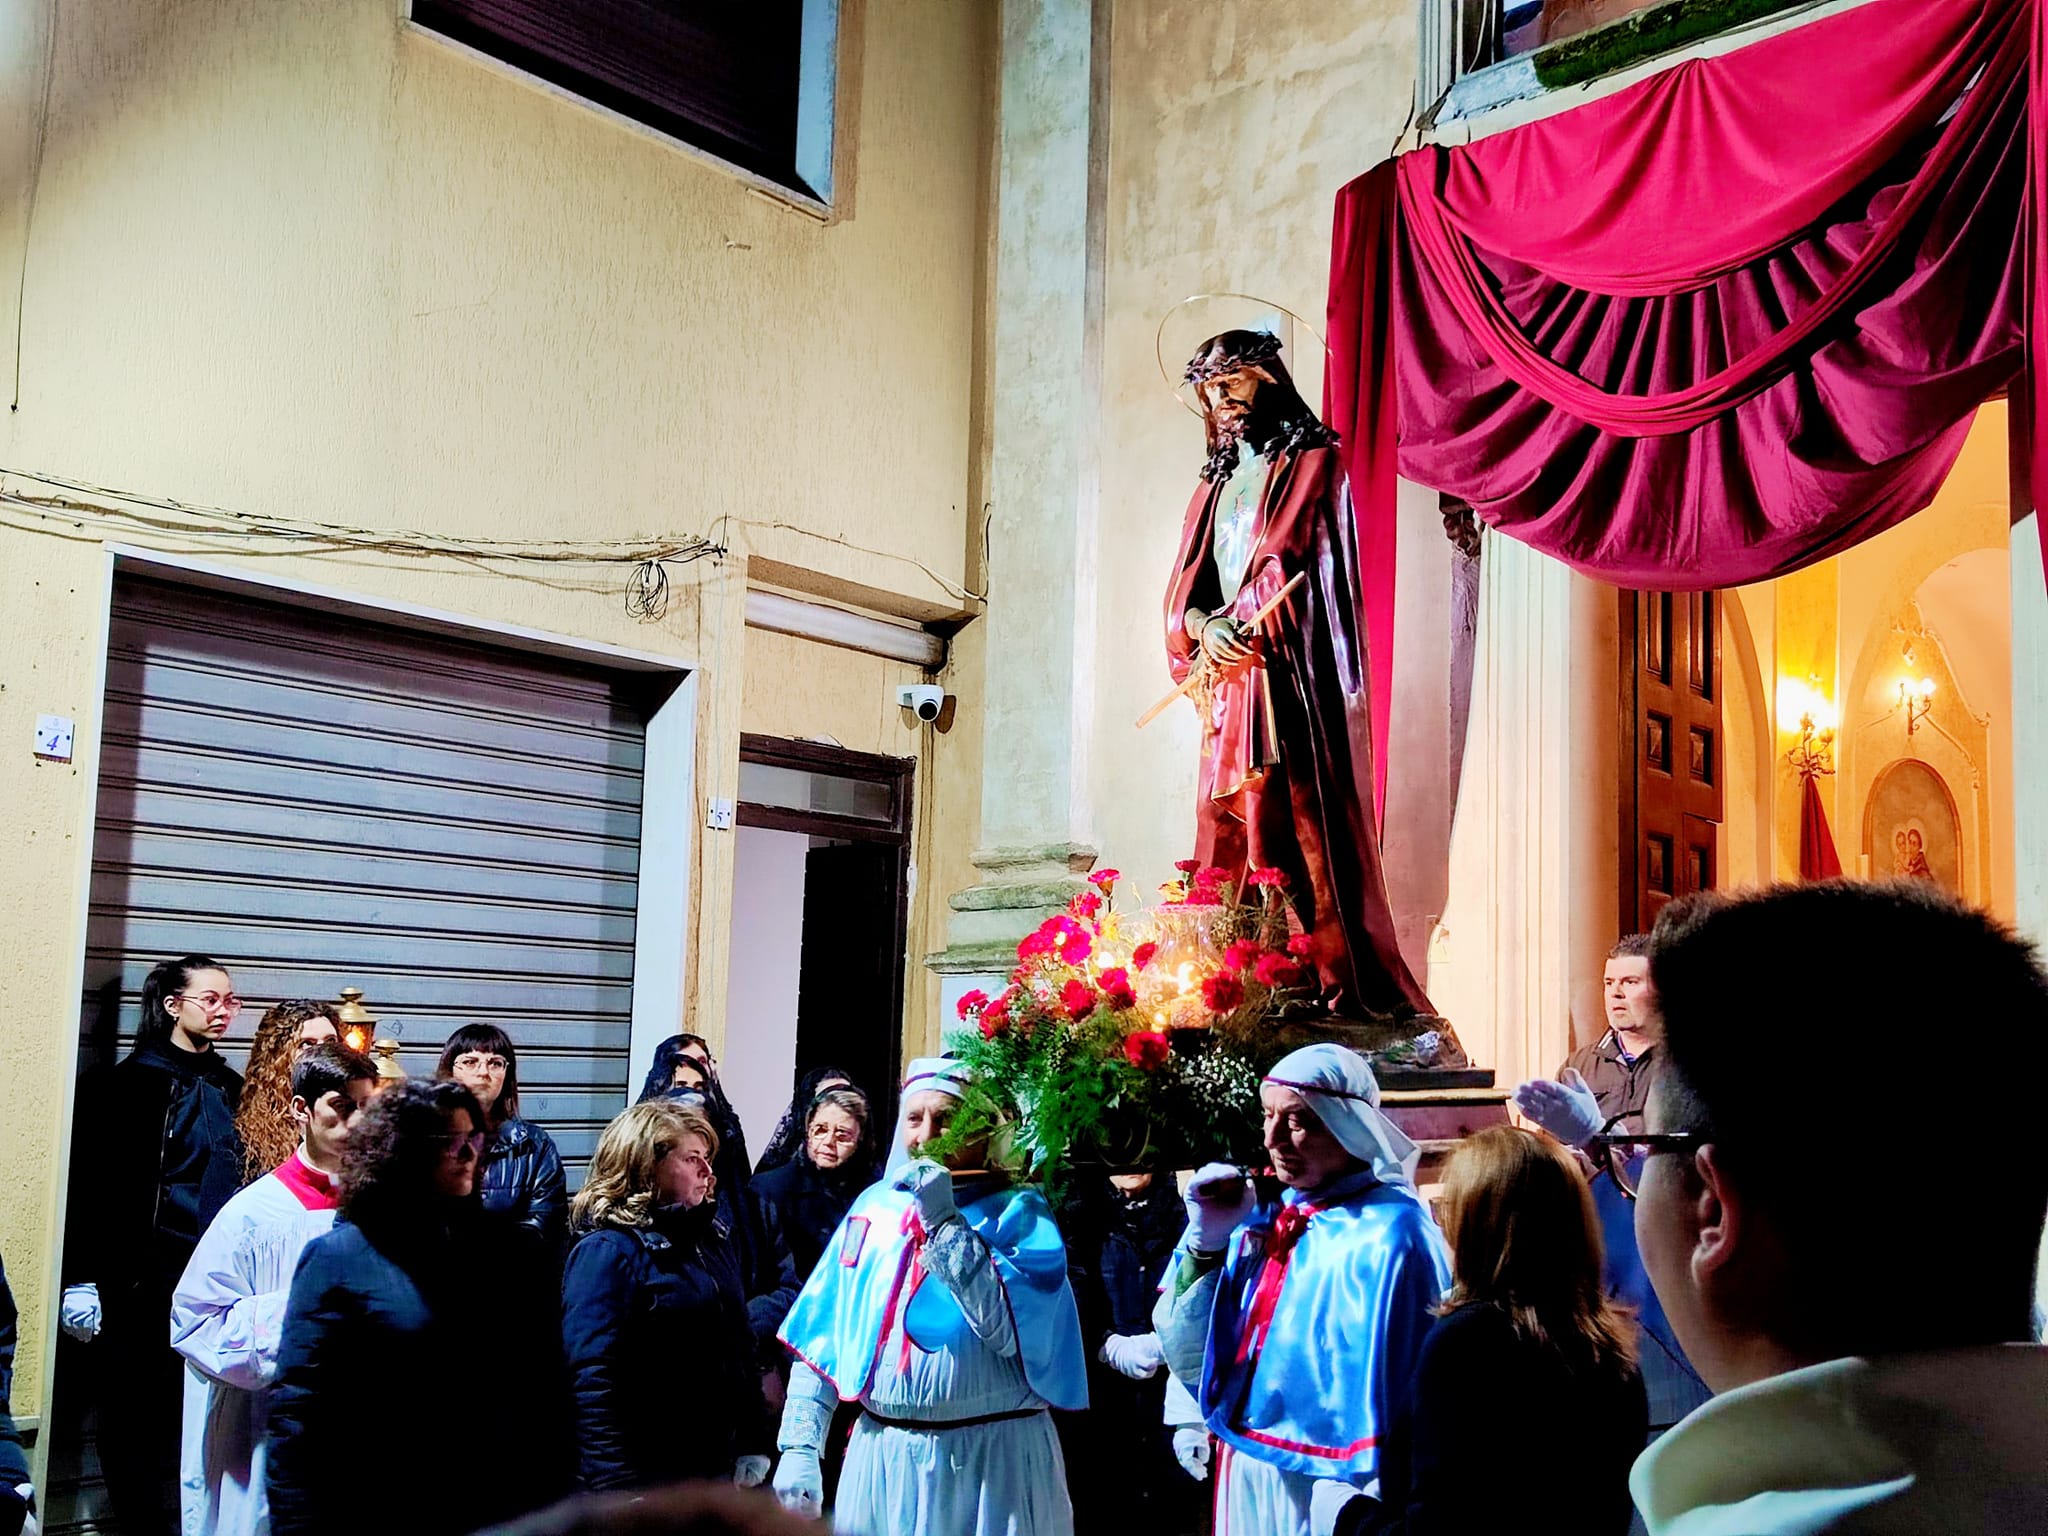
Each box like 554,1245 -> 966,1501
0,877 -> 2040,1536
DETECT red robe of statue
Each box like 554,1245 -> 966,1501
1164,443 -> 1431,1019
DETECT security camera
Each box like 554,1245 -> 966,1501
897,684 -> 946,723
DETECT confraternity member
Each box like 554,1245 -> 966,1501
772,1057 -> 1088,1535
1156,1043 -> 1449,1536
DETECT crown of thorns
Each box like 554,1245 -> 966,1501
1183,331 -> 1285,385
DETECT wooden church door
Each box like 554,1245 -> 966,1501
1620,590 -> 1723,934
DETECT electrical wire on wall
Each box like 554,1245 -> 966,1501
0,466 -> 727,616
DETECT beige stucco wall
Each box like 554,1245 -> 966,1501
1091,0 -> 1417,903
0,0 -> 991,1421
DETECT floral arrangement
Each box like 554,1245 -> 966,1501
932,861 -> 1325,1193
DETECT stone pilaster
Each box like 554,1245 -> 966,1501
928,0 -> 1108,994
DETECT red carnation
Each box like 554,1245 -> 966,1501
1123,1031 -> 1171,1071
1061,978 -> 1099,1020
1130,941 -> 1158,971
979,994 -> 1011,1038
1174,858 -> 1202,874
1056,926 -> 1094,965
1253,951 -> 1301,988
1223,939 -> 1262,973
1098,967 -> 1136,1009
1247,866 -> 1289,888
955,988 -> 989,1021
1018,925 -> 1055,960
1285,934 -> 1314,958
1192,865 -> 1229,888
1202,971 -> 1246,1013
1069,890 -> 1103,920
1088,868 -> 1121,889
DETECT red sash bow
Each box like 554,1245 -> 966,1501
875,1205 -> 931,1377
1236,1201 -> 1319,1364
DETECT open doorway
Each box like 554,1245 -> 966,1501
723,736 -> 914,1155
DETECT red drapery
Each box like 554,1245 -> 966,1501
1798,776 -> 1845,882
1325,0 -> 2042,813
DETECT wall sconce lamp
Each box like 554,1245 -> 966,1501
1787,709 -> 1836,780
1897,675 -> 1936,735
1779,677 -> 1836,780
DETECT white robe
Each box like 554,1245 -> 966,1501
169,1154 -> 338,1536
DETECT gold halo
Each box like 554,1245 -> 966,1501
1155,292 -> 1330,416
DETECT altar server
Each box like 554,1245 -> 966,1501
1155,1043 -> 1449,1536
169,1043 -> 376,1536
772,1057 -> 1088,1535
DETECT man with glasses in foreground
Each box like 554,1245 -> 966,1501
170,1043 -> 376,1536
1600,882 -> 2048,1534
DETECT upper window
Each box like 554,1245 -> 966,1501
413,0 -> 840,207
1425,0 -> 1850,128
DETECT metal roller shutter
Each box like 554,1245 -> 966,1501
80,575 -> 654,1189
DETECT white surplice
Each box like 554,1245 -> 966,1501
169,1151 -> 339,1536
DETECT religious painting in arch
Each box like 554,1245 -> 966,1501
1863,758 -> 1962,894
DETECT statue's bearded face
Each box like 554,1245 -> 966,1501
1196,366 -> 1269,444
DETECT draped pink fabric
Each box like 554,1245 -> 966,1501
1324,0 -> 2041,808
1799,776 -> 1845,882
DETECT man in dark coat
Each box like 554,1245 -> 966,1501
1059,1172 -> 1204,1536
1163,331 -> 1428,1019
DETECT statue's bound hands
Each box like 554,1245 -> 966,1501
1199,614 -> 1255,669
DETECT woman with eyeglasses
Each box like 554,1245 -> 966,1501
60,953 -> 247,1536
267,1079 -> 572,1536
748,1087 -> 874,1287
437,1024 -> 567,1256
560,1100 -> 772,1493
754,1064 -> 859,1176
1317,1125 -> 1647,1536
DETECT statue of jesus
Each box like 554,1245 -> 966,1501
1163,330 -> 1430,1020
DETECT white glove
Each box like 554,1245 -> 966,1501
1311,1479 -> 1364,1536
1512,1067 -> 1605,1148
1099,1332 -> 1165,1379
59,1283 -> 101,1343
1184,1162 -> 1254,1253
772,1448 -> 823,1518
891,1158 -> 959,1229
732,1454 -> 771,1489
1172,1427 -> 1212,1481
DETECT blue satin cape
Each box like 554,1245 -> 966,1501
1199,1168 -> 1450,1480
778,1174 -> 1089,1412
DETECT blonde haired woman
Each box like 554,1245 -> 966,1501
562,1100 -> 773,1492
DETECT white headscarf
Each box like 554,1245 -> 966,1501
885,1056 -> 973,1174
1263,1042 -> 1420,1189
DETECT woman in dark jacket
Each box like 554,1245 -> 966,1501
748,1086 -> 873,1285
752,1063 -> 859,1176
268,1080 -> 570,1536
561,1099 -> 771,1493
638,1034 -> 751,1184
439,1023 -> 567,1255
62,954 -> 245,1536
1058,1169 -> 1198,1536
1332,1126 -> 1648,1536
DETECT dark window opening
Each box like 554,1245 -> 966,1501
414,0 -> 833,202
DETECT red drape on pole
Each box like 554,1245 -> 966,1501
1325,0 -> 2045,812
1799,776 -> 1845,881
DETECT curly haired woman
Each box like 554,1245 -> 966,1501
234,999 -> 342,1183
